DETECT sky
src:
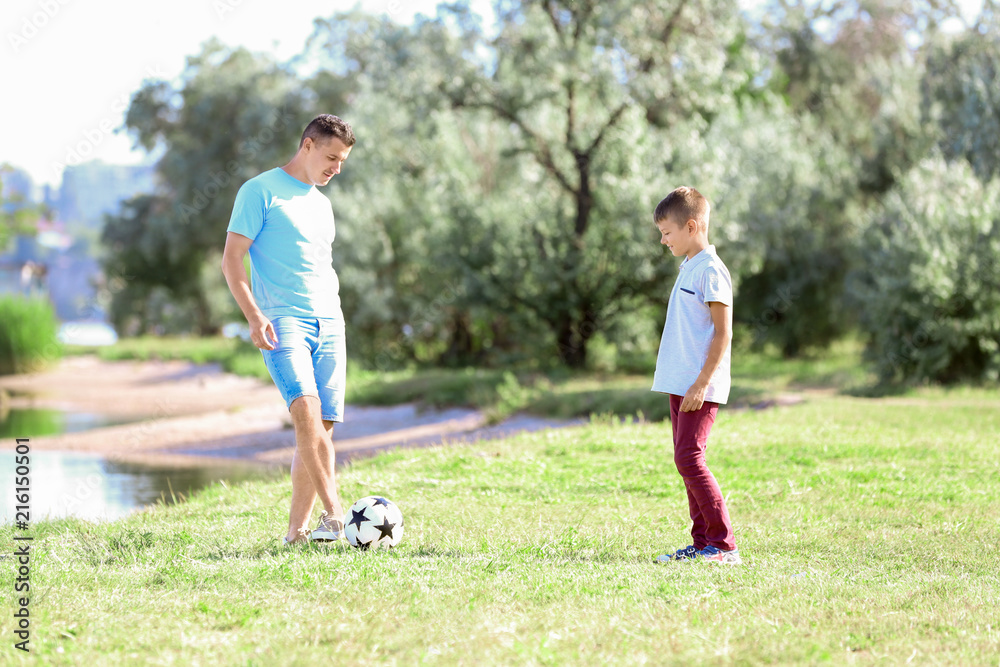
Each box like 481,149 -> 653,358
0,0 -> 493,191
1,0 -> 983,193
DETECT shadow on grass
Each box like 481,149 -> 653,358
843,381 -> 915,398
405,539 -> 649,565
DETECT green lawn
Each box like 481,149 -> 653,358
66,336 -> 260,374
67,336 -> 879,422
3,389 -> 999,664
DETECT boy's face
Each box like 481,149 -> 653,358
655,215 -> 695,258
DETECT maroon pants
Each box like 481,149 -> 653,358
670,394 -> 735,551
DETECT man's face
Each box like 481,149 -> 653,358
655,215 -> 692,257
303,136 -> 352,186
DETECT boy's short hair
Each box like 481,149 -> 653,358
654,186 -> 711,228
300,114 -> 356,148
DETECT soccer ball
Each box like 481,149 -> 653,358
344,496 -> 404,550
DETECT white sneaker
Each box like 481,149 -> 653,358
309,510 -> 345,542
694,546 -> 742,565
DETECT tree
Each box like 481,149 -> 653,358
850,155 -> 1000,384
101,194 -> 211,334
0,164 -> 43,250
758,0 -> 962,196
711,0 -> 966,354
318,0 -> 754,368
922,13 -> 1000,183
108,40 -> 325,334
664,98 -> 858,356
303,13 -> 489,368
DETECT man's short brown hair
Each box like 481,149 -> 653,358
654,186 -> 711,228
300,114 -> 355,148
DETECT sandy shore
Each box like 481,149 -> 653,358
0,356 -> 579,468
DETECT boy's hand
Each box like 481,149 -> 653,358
680,382 -> 708,412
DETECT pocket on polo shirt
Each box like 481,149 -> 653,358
679,288 -> 696,295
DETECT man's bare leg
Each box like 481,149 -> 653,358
285,396 -> 342,542
286,449 -> 316,543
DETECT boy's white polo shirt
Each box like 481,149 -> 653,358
651,245 -> 733,404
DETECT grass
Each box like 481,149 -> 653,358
66,336 -> 879,422
0,296 -> 61,375
2,389 -> 999,664
66,336 -> 265,377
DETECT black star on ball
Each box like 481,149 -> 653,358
375,517 -> 396,541
372,496 -> 390,507
357,540 -> 371,551
348,508 -> 368,529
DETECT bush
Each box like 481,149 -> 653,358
673,100 -> 861,357
0,296 -> 62,375
849,156 -> 1000,384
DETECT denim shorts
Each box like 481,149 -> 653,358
260,316 -> 346,422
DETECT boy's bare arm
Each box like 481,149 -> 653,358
680,301 -> 732,412
221,231 -> 277,351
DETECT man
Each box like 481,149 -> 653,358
222,114 -> 354,544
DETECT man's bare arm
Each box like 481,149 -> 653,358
221,231 -> 277,350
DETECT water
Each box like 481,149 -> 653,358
0,407 -> 134,439
1,450 -> 283,523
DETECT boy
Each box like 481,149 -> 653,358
650,186 -> 740,565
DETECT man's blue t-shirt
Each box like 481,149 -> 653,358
227,167 -> 341,319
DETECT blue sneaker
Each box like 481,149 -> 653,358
694,545 -> 742,565
655,545 -> 699,564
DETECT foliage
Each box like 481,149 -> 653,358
668,99 -> 860,356
760,0 -> 949,195
101,195 -> 208,335
730,0 -> 958,355
101,1 -> 994,377
0,296 -> 61,375
105,40 -> 324,334
0,163 -> 43,250
306,19 -> 495,369
343,337 -> 873,419
850,155 -> 1000,384
922,20 -> 1000,182
431,0 -> 752,368
309,1 -> 754,369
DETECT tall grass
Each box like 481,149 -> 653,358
0,296 -> 61,375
